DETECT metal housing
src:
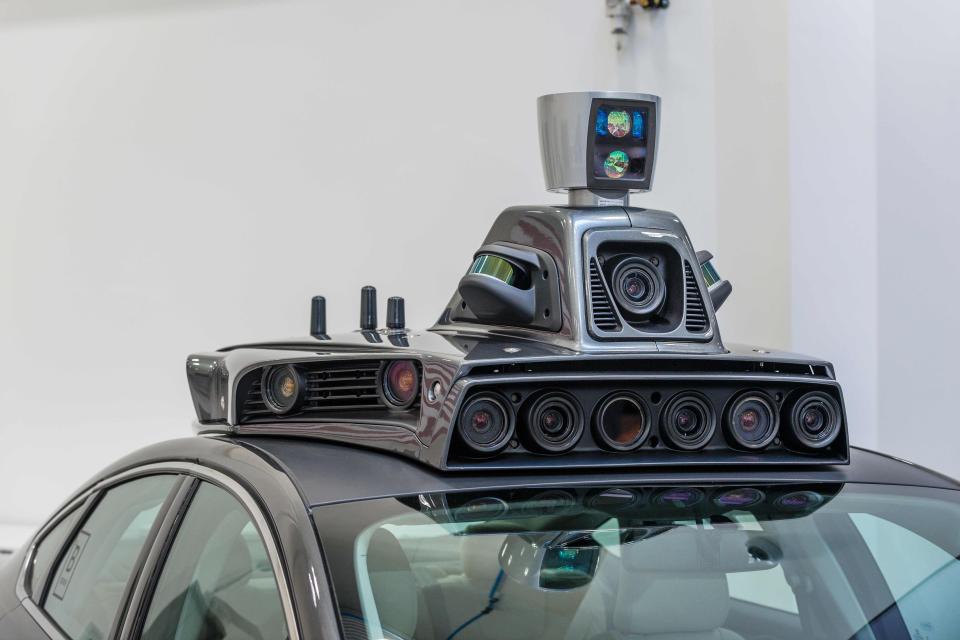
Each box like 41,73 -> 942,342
538,91 -> 661,193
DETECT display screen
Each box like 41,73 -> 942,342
589,100 -> 655,189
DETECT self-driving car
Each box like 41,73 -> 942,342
1,92 -> 958,640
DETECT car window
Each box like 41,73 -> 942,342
29,505 -> 84,599
313,483 -> 960,640
139,481 -> 289,640
852,512 -> 960,638
725,511 -> 799,614
43,475 -> 177,640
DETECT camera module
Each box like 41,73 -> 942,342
525,392 -> 584,453
724,391 -> 779,450
660,392 -> 715,451
789,391 -> 841,449
610,257 -> 665,317
457,393 -> 514,455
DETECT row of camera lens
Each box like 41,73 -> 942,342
456,388 -> 843,456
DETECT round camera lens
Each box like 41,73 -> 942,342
525,392 -> 584,453
381,360 -> 420,408
675,408 -> 697,433
540,408 -> 565,434
261,365 -> 304,414
607,110 -> 631,138
604,150 -> 630,178
789,391 -> 841,449
610,258 -> 666,317
624,274 -> 648,301
661,393 -> 715,451
457,394 -> 513,454
802,408 -> 826,433
724,391 -> 779,450
594,393 -> 650,451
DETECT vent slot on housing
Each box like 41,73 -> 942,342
684,261 -> 709,333
240,360 -> 384,422
588,258 -> 621,332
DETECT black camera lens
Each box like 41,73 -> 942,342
790,391 -> 841,449
261,364 -> 304,414
457,393 -> 514,454
594,393 -> 650,451
611,258 -> 665,317
525,392 -> 583,453
661,392 -> 715,450
724,391 -> 779,450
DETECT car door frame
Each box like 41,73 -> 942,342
15,461 -> 308,640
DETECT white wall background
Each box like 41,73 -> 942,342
0,0 -> 744,529
1,0 -> 958,537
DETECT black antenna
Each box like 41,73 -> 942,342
387,296 -> 406,330
360,286 -> 378,330
310,296 -> 327,338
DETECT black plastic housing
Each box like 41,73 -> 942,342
446,374 -> 849,470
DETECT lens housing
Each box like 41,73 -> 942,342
525,392 -> 584,453
724,391 -> 779,450
379,360 -> 420,409
610,257 -> 666,317
457,393 -> 514,455
261,364 -> 305,415
594,393 -> 651,451
789,391 -> 842,449
660,392 -> 716,451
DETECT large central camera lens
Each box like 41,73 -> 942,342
457,393 -> 514,455
525,392 -> 584,453
724,391 -> 779,450
661,392 -> 716,450
594,393 -> 650,451
789,391 -> 841,449
610,257 -> 665,317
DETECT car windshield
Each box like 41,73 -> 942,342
313,482 -> 960,640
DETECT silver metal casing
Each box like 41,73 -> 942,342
538,91 -> 661,193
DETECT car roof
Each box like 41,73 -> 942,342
91,436 -> 960,510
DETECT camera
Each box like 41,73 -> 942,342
188,91 -> 849,473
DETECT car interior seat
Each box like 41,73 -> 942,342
590,571 -> 744,640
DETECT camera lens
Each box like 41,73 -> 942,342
724,391 -> 779,450
380,360 -> 420,409
610,258 -> 665,317
525,392 -> 583,453
261,364 -> 304,414
594,393 -> 650,451
660,392 -> 715,450
790,391 -> 841,449
457,393 -> 514,455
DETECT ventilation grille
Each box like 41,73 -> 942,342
684,261 -> 709,333
589,258 -> 621,332
240,360 -> 383,421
